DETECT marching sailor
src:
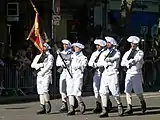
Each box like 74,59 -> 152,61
121,36 -> 146,115
97,37 -> 124,117
88,39 -> 112,113
66,43 -> 88,115
56,39 -> 72,112
31,43 -> 54,114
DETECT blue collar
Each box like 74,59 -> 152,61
75,52 -> 80,56
64,48 -> 70,52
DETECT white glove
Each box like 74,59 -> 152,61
61,63 -> 65,67
105,58 -> 111,62
37,71 -> 44,76
128,59 -> 134,64
56,49 -> 61,54
65,61 -> 70,66
72,64 -> 79,70
93,63 -> 98,68
38,63 -> 44,68
104,62 -> 112,68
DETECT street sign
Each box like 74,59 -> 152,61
151,24 -> 158,38
53,20 -> 60,25
53,15 -> 61,21
140,26 -> 148,35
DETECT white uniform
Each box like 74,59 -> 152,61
31,51 -> 54,95
67,51 -> 88,96
56,49 -> 72,102
121,47 -> 144,95
97,49 -> 121,103
97,37 -> 122,110
88,50 -> 102,101
88,39 -> 107,102
121,36 -> 146,114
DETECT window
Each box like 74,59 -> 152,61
7,2 -> 19,17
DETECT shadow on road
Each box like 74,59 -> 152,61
5,106 -> 30,109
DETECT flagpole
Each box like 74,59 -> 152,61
29,0 -> 50,42
29,0 -> 38,13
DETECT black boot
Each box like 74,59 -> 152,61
99,107 -> 109,118
67,105 -> 75,115
124,104 -> 133,115
60,101 -> 68,112
79,102 -> 86,114
93,101 -> 102,113
74,97 -> 78,109
37,104 -> 46,114
141,100 -> 146,114
45,101 -> 51,114
118,103 -> 124,116
107,99 -> 112,112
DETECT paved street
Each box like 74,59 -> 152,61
0,92 -> 160,120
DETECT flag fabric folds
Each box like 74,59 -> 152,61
27,13 -> 44,52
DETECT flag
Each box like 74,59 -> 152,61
27,13 -> 44,52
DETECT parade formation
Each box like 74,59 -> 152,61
30,36 -> 146,118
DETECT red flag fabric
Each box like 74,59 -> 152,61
27,13 -> 44,52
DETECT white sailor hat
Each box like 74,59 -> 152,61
105,37 -> 117,46
71,43 -> 85,49
94,39 -> 106,47
62,39 -> 71,47
43,43 -> 51,50
127,36 -> 140,44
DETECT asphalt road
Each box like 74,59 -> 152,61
0,92 -> 160,120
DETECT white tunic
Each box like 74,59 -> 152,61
56,49 -> 72,98
66,51 -> 88,96
31,51 -> 54,94
97,48 -> 121,96
88,49 -> 104,98
121,47 -> 144,94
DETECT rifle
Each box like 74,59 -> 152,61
33,52 -> 48,75
57,50 -> 73,78
99,49 -> 117,73
89,48 -> 106,73
57,52 -> 72,74
123,49 -> 137,71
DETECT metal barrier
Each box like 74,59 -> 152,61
1,60 -> 160,97
0,64 -> 37,96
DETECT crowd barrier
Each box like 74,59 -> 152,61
0,60 -> 160,97
0,64 -> 36,96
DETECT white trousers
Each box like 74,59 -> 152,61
59,72 -> 67,102
125,73 -> 143,94
93,72 -> 101,100
99,73 -> 120,97
37,74 -> 51,95
66,73 -> 83,96
100,72 -> 121,106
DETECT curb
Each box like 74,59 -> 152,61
0,92 -> 159,105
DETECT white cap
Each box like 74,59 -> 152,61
62,39 -> 71,47
72,43 -> 85,49
94,39 -> 106,47
43,43 -> 51,49
127,36 -> 140,44
105,37 -> 117,46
